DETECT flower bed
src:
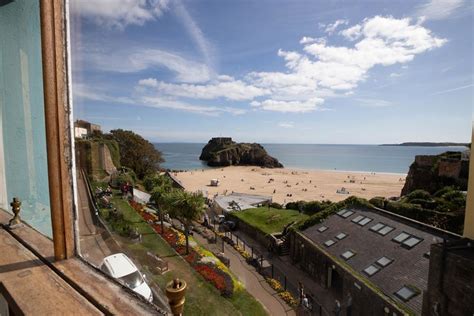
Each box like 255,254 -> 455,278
233,244 -> 251,260
265,278 -> 297,307
132,201 -> 234,297
278,291 -> 298,307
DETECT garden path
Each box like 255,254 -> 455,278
192,224 -> 296,316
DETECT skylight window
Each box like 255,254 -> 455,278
392,232 -> 410,243
324,240 -> 336,247
335,233 -> 347,240
395,286 -> 418,302
363,265 -> 380,277
341,210 -> 354,218
358,217 -> 372,226
341,250 -> 356,260
402,236 -> 422,249
370,223 -> 385,232
376,256 -> 393,267
352,215 -> 364,223
317,226 -> 328,233
337,209 -> 348,216
377,225 -> 394,236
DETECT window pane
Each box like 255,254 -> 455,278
0,0 -> 51,237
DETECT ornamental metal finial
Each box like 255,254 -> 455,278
8,197 -> 22,228
165,278 -> 187,316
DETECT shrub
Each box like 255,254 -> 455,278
269,202 -> 283,209
285,201 -> 306,211
405,189 -> 431,202
369,197 -> 385,208
302,201 -> 328,215
433,186 -> 456,197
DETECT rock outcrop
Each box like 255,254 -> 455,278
401,151 -> 469,196
199,137 -> 283,168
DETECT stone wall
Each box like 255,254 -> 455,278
422,240 -> 474,316
227,213 -> 271,248
99,143 -> 117,176
415,156 -> 438,167
438,159 -> 461,178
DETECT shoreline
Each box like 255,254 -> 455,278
163,165 -> 408,177
172,166 -> 406,204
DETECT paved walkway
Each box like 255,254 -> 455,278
231,230 -> 338,316
193,224 -> 295,316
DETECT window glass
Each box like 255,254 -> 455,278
0,0 -> 51,237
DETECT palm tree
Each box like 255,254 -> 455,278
169,190 -> 206,254
151,183 -> 174,234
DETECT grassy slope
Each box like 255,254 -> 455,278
105,193 -> 266,316
233,207 -> 309,234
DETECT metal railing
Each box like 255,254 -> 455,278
207,228 -> 325,315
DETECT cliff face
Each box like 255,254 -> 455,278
401,151 -> 469,195
199,137 -> 283,168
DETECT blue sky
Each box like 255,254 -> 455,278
70,0 -> 473,144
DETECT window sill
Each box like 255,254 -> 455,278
0,209 -> 165,315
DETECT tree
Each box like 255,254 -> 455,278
109,129 -> 164,179
168,190 -> 206,254
151,182 -> 174,234
144,174 -> 173,192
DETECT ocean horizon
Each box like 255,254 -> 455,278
154,143 -> 468,174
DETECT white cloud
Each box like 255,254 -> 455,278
416,0 -> 464,20
87,48 -> 212,83
431,83 -> 474,95
244,16 -> 446,113
138,77 -> 269,101
71,0 -> 169,29
390,73 -> 402,78
73,83 -> 134,104
324,19 -> 348,34
141,96 -> 246,116
340,25 -> 362,41
73,82 -> 245,116
174,0 -> 214,68
251,98 -> 324,113
356,98 -> 394,107
79,15 -> 447,115
278,122 -> 294,128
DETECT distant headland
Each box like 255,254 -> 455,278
380,142 -> 470,147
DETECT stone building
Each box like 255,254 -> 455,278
422,239 -> 474,315
288,206 -> 458,315
74,119 -> 101,137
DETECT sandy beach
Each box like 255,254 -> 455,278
172,166 -> 406,204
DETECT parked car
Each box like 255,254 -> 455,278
100,253 -> 153,302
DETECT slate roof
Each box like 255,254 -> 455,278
303,207 -> 457,314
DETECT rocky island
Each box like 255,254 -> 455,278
199,137 -> 283,168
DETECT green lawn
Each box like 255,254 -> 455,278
233,207 -> 309,234
103,192 -> 267,316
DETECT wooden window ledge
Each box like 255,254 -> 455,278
0,210 -> 165,315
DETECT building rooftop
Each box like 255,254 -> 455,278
214,192 -> 272,212
302,207 -> 457,314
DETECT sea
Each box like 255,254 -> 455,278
154,143 -> 468,175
